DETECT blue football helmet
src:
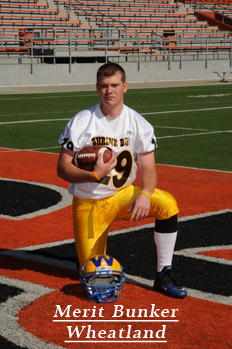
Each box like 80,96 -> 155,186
79,255 -> 125,303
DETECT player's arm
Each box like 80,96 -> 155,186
139,151 -> 158,196
129,151 -> 157,222
57,146 -> 117,183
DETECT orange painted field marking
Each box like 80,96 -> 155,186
199,249 -> 232,261
0,150 -> 231,349
0,150 -> 231,249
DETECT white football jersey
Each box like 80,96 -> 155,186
58,102 -> 157,199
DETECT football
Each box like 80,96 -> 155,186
73,146 -> 112,171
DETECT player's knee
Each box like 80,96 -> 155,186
166,193 -> 179,216
153,190 -> 179,220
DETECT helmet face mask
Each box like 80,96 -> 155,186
80,255 -> 125,303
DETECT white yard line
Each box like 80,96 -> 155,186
1,105 -> 232,124
141,105 -> 232,115
157,130 -> 232,139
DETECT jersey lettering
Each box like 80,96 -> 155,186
92,137 -> 130,148
92,137 -> 118,147
120,137 -> 129,147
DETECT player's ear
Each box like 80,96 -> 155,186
123,81 -> 128,93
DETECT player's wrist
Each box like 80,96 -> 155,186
92,170 -> 100,181
140,190 -> 152,199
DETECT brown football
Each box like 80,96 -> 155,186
73,146 -> 112,171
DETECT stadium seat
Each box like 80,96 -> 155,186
0,0 -> 231,58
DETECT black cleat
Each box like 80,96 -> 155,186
153,266 -> 187,299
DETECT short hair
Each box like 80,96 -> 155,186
97,63 -> 126,83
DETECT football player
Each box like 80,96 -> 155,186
57,63 -> 187,299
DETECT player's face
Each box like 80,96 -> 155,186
96,73 -> 128,117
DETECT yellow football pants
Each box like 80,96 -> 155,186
72,184 -> 179,271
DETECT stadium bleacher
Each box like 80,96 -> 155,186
0,0 -> 231,62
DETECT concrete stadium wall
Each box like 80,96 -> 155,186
0,59 -> 231,86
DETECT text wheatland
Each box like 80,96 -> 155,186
53,304 -> 179,340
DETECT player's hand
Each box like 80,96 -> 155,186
128,193 -> 151,222
93,152 -> 117,180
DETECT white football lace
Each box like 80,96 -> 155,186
78,153 -> 96,159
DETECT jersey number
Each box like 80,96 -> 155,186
100,150 -> 133,189
61,138 -> 74,151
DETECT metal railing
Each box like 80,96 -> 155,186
193,0 -> 232,16
1,0 -> 232,73
0,28 -> 231,73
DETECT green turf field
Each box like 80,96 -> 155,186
0,84 -> 231,171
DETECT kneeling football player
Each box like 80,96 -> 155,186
57,62 -> 187,299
